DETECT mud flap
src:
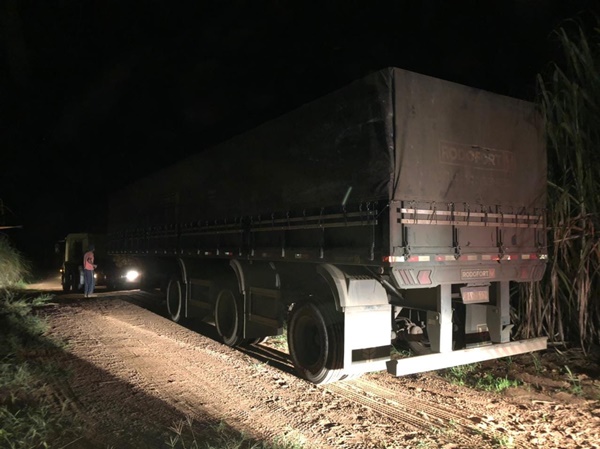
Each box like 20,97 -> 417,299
317,264 -> 392,376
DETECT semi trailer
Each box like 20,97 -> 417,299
107,67 -> 548,384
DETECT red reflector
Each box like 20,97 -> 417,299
417,270 -> 432,285
398,269 -> 412,285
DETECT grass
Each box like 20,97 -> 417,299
563,365 -> 584,396
0,235 -> 31,288
442,363 -> 519,393
473,426 -> 516,448
0,236 -> 84,448
390,344 -> 413,359
0,289 -> 82,449
531,353 -> 544,374
490,434 -> 515,448
475,373 -> 519,393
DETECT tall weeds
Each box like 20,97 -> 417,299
0,289 -> 82,448
0,234 -> 30,288
517,17 -> 600,349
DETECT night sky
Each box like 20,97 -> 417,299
1,1 -> 599,269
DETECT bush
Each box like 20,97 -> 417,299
0,289 -> 80,449
0,235 -> 30,288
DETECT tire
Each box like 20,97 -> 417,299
287,300 -> 345,385
61,274 -> 71,292
407,341 -> 431,356
166,276 -> 184,323
214,286 -> 244,347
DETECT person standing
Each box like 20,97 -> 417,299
83,244 -> 97,297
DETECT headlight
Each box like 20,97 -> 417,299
125,270 -> 140,282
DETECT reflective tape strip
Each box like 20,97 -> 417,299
386,253 -> 548,263
384,255 -> 431,262
521,254 -> 538,260
399,218 -> 545,229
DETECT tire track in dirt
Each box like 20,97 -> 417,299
45,303 -> 184,448
111,297 -> 499,449
325,379 -> 491,448
107,321 -> 321,444
331,376 -> 545,449
44,294 -> 561,449
83,301 -> 326,446
48,297 -> 398,448
102,297 -> 453,446
99,298 -> 328,439
103,296 -> 439,448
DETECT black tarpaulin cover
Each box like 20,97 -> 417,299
109,67 -> 545,230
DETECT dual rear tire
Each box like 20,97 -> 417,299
214,287 -> 244,346
215,288 -> 349,385
214,285 -> 265,347
287,300 -> 347,385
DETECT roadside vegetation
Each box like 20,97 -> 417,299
514,15 -> 600,351
441,363 -> 519,393
0,235 -> 30,288
0,235 -> 81,448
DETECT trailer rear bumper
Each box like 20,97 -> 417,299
386,337 -> 547,377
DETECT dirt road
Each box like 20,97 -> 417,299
33,285 -> 600,449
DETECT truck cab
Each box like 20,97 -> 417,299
58,232 -> 142,292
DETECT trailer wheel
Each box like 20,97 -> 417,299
215,286 -> 244,347
61,275 -> 71,292
287,300 -> 345,385
166,276 -> 184,323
